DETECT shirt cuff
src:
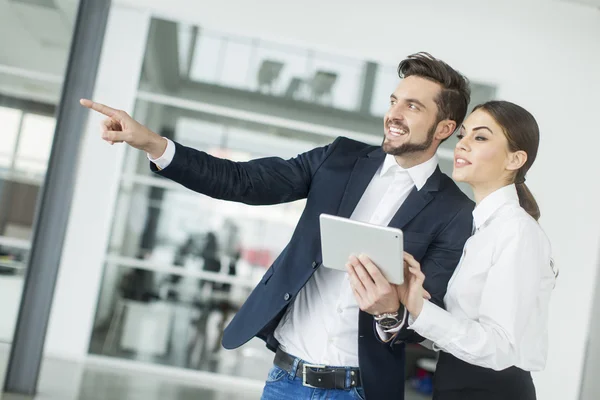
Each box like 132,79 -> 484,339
408,300 -> 455,348
147,138 -> 174,170
408,313 -> 416,326
386,307 -> 407,333
375,307 -> 408,342
376,323 -> 394,342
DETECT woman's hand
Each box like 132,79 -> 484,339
396,252 -> 428,318
346,253 -> 431,318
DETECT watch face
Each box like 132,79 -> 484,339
379,317 -> 399,329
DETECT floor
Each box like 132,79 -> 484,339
1,343 -> 261,400
1,343 -> 431,400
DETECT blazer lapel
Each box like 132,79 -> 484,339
337,148 -> 385,218
388,166 -> 442,229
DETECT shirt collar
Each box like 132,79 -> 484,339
380,154 -> 438,190
473,184 -> 520,230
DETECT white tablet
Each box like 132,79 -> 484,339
319,214 -> 404,285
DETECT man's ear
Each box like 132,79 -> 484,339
435,120 -> 456,141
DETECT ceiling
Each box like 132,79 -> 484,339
0,0 -> 79,104
559,0 -> 600,6
1,0 -> 598,77
0,0 -> 598,105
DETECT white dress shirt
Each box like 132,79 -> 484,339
274,154 -> 438,367
148,137 -> 176,170
148,140 -> 438,367
408,184 -> 555,371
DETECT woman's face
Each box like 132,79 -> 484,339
452,109 -> 522,188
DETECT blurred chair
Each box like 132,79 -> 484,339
257,59 -> 284,94
284,77 -> 304,100
103,296 -> 174,356
310,70 -> 337,104
103,268 -> 162,354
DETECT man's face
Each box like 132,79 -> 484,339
382,76 -> 442,156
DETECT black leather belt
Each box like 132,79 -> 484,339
274,348 -> 361,389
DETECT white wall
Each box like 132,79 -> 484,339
44,5 -> 150,361
45,1 -> 600,400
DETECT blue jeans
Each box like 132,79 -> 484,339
261,364 -> 366,400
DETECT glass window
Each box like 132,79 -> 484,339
0,239 -> 29,342
0,104 -> 58,353
0,108 -> 55,244
0,0 -> 75,380
14,114 -> 55,176
0,107 -> 22,169
175,118 -> 226,148
189,33 -> 226,83
370,65 -> 398,116
90,99 -> 327,380
249,42 -> 309,95
306,52 -> 363,111
219,38 -> 254,90
91,262 -> 272,379
177,23 -> 194,77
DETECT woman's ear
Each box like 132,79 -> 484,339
506,150 -> 528,172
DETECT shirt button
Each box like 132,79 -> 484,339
337,307 -> 343,314
312,261 -> 319,268
284,293 -> 291,301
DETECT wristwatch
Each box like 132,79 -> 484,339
374,306 -> 404,329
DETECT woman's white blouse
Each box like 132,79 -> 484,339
409,184 -> 556,371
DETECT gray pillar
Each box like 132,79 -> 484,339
358,62 -> 378,115
4,0 -> 111,395
579,249 -> 600,399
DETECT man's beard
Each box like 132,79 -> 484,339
382,122 -> 437,156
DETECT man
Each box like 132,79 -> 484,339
81,52 -> 474,399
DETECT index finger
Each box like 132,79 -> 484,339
80,99 -> 119,118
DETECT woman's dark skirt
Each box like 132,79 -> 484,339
432,352 -> 536,400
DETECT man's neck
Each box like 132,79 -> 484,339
393,150 -> 437,169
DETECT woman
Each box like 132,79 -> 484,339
368,101 -> 555,399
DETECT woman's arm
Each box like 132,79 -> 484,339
407,220 -> 552,371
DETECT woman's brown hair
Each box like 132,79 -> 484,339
473,101 -> 541,221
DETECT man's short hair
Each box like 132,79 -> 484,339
398,52 -> 471,130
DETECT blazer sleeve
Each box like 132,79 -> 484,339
389,203 -> 473,346
151,138 -> 340,205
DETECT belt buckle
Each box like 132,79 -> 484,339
302,363 -> 326,388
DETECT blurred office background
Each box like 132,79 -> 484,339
1,0 -> 599,399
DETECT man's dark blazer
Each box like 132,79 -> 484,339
153,136 -> 474,399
